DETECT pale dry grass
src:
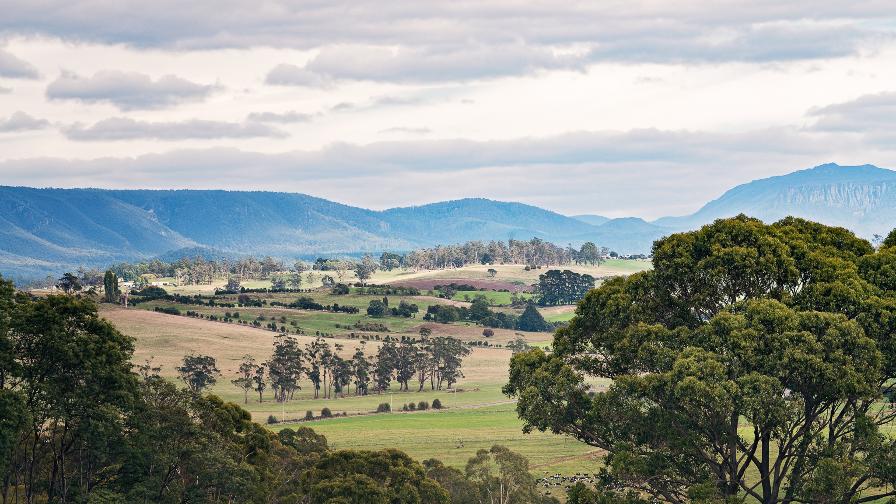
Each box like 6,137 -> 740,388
99,305 -> 517,384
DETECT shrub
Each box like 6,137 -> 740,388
482,328 -> 495,338
154,306 -> 181,316
408,402 -> 417,411
417,401 -> 429,410
402,404 -> 409,412
432,398 -> 443,409
305,410 -> 314,421
321,407 -> 332,418
267,415 -> 278,424
332,283 -> 350,295
376,402 -> 391,413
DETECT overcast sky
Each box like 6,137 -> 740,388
1,1 -> 895,218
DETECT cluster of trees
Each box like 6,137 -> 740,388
367,297 -> 419,318
226,334 -> 471,404
536,269 -> 596,306
506,216 -> 896,503
424,297 -> 551,332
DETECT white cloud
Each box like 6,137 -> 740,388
0,49 -> 39,78
46,70 -> 217,110
0,111 -> 50,132
63,117 -> 287,141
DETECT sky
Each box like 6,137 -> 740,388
1,1 -> 896,219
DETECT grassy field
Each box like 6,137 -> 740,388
98,262 -> 652,476
99,304 -> 594,473
450,290 -> 534,306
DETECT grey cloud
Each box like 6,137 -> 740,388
265,64 -> 333,87
0,111 -> 50,132
808,91 -> 896,132
1,1 -> 893,84
246,111 -> 313,123
46,70 -> 217,110
0,49 -> 39,79
299,43 -> 579,83
63,117 -> 287,141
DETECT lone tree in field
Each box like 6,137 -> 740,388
354,255 -> 378,285
177,354 -> 220,393
506,216 -> 896,504
231,354 -> 257,404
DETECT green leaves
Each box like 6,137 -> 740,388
505,217 -> 896,503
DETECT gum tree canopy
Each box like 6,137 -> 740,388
505,215 -> 896,504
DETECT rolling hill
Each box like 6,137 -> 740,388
0,190 -> 616,281
2,163 -> 895,282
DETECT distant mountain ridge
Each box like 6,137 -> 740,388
2,163 -> 895,282
654,163 -> 896,237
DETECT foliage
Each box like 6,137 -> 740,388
298,449 -> 450,503
506,215 -> 896,503
367,299 -> 388,317
103,269 -> 120,302
517,304 -> 550,332
176,353 -> 220,393
537,269 -> 595,306
465,445 -> 558,504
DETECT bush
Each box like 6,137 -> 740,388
432,398 -> 443,409
417,401 -> 429,410
408,402 -> 417,411
376,402 -> 391,413
366,299 -> 387,317
482,328 -> 495,338
401,404 -> 409,412
321,407 -> 332,418
332,283 -> 350,295
305,410 -> 314,421
267,415 -> 278,424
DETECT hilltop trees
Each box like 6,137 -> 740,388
506,216 -> 896,504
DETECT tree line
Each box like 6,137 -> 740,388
173,333 -> 472,404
